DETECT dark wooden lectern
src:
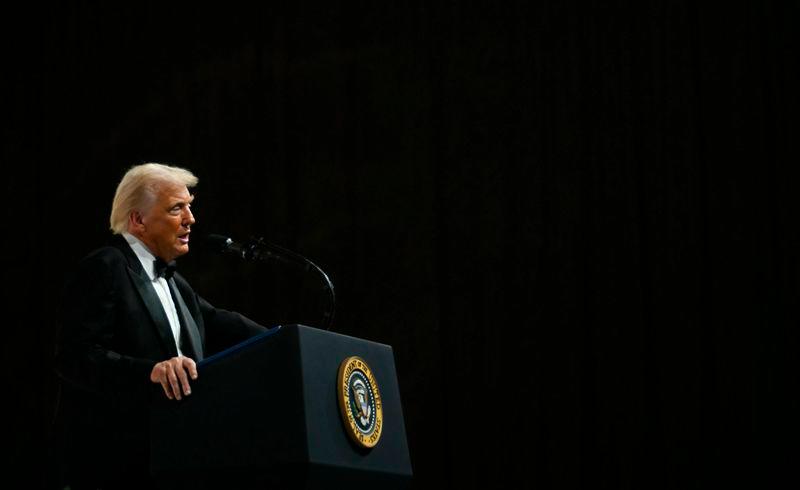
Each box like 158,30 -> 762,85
150,324 -> 412,489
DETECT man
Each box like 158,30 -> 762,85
54,163 -> 268,489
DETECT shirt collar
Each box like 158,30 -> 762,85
122,232 -> 159,281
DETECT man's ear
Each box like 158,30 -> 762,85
128,210 -> 145,232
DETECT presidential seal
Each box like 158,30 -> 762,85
337,356 -> 383,448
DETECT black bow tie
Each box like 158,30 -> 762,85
154,258 -> 177,279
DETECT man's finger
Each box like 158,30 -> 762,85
161,380 -> 173,400
167,369 -> 182,400
175,362 -> 192,396
184,358 -> 198,380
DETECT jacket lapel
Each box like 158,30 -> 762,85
169,278 -> 204,361
113,236 -> 179,357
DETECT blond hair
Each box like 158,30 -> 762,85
109,163 -> 198,234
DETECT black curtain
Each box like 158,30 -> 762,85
3,2 -> 798,488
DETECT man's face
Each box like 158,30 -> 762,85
135,183 -> 196,262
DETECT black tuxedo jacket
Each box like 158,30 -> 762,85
54,234 -> 267,485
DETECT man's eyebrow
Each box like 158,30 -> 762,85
169,195 -> 195,207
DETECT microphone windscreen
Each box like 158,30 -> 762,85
204,233 -> 234,252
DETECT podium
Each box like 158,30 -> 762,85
149,324 -> 413,489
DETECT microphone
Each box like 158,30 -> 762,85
206,233 -> 246,257
206,234 -> 268,261
204,233 -> 336,330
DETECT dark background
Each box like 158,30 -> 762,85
3,2 -> 798,488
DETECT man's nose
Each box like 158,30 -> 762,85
183,207 -> 196,226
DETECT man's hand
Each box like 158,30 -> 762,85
150,356 -> 198,400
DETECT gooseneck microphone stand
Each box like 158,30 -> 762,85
208,234 -> 336,330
